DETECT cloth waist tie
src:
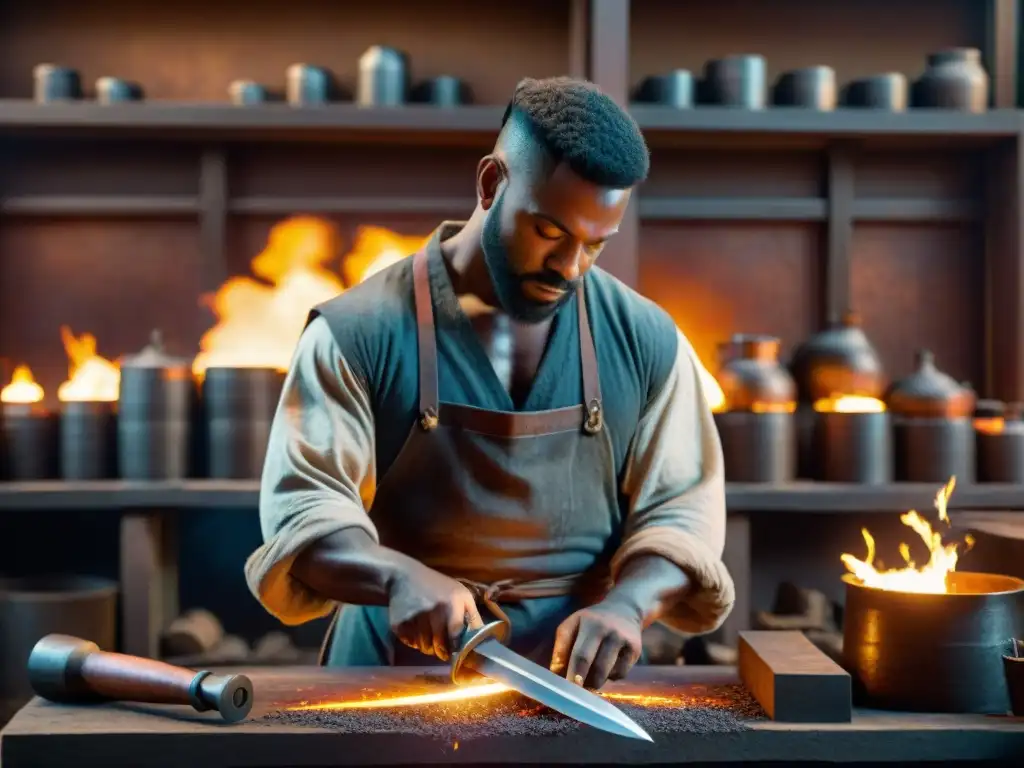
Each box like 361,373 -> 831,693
456,574 -> 610,640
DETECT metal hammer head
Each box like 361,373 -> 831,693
196,672 -> 255,723
27,634 -> 100,702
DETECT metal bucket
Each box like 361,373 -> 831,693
0,575 -> 117,714
842,572 -> 1024,713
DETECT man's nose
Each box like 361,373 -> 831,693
547,242 -> 584,282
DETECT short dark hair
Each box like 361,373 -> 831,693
500,76 -> 649,189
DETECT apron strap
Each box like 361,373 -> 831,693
413,246 -> 604,435
576,284 -> 604,435
412,248 -> 441,431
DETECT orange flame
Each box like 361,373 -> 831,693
1,365 -> 44,404
814,395 -> 886,413
697,364 -> 727,413
841,477 -> 974,594
192,217 -> 427,377
56,326 -> 120,402
288,682 -> 714,713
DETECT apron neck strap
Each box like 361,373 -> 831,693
412,248 -> 440,428
412,247 -> 602,425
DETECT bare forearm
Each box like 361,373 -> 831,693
604,555 -> 692,628
291,528 -> 427,606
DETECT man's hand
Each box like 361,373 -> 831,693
388,566 -> 484,661
550,597 -> 643,690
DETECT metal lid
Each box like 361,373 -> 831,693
121,330 -> 190,369
974,399 -> 1006,419
887,349 -> 975,418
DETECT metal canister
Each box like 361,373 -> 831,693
975,401 -> 1024,483
201,367 -> 284,479
59,401 -> 116,480
117,331 -> 196,480
714,335 -> 797,483
411,76 -> 469,107
358,46 -> 409,107
1,403 -> 58,481
286,64 -> 331,106
887,350 -> 976,483
33,64 -> 81,103
812,408 -> 892,483
700,55 -> 766,108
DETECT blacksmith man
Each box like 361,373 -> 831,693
245,76 -> 733,689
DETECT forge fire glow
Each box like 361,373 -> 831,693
288,683 -> 716,713
191,217 -> 427,376
841,476 -> 975,594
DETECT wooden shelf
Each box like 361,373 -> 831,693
0,101 -> 507,144
1,480 -> 1022,513
0,195 -> 982,222
632,106 -> 1022,142
1,101 -> 1019,147
637,198 -> 980,223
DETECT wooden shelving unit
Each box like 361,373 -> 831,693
1,0 -> 1022,657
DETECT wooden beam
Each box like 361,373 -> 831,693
714,514 -> 751,647
824,143 -> 855,327
567,0 -> 589,80
738,631 -> 852,723
198,146 -> 229,307
986,135 -> 1024,400
589,0 -> 638,286
985,0 -> 1019,108
119,512 -> 179,658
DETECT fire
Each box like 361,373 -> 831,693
288,682 -> 511,711
56,326 -> 120,403
841,477 -> 974,594
192,217 -> 427,376
698,364 -> 727,413
814,395 -> 886,413
1,365 -> 44,404
289,683 -> 720,713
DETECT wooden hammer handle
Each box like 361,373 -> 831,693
78,651 -> 198,706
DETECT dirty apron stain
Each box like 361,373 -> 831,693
321,246 -> 621,668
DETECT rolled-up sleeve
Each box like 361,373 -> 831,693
611,328 -> 734,635
243,315 -> 379,625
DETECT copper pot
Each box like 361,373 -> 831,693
717,335 -> 795,412
886,349 -> 975,419
788,311 -> 886,404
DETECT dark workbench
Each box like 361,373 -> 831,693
2,666 -> 1022,766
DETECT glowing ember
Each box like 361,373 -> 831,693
288,682 -> 510,711
0,365 -> 44,404
56,326 -> 120,402
192,217 -> 427,377
841,476 -> 974,594
289,684 -> 725,714
814,394 -> 886,413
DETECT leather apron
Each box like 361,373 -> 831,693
320,244 -> 622,667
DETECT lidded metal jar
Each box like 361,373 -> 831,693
713,335 -> 797,483
117,330 -> 196,480
357,46 -> 408,107
886,349 -> 975,483
975,400 -> 1024,483
789,311 -> 887,480
789,311 -> 886,404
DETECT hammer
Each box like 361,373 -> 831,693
28,634 -> 254,723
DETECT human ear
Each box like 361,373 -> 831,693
476,156 -> 506,210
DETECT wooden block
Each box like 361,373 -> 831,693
738,630 -> 852,723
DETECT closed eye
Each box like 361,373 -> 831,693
534,223 -> 563,241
